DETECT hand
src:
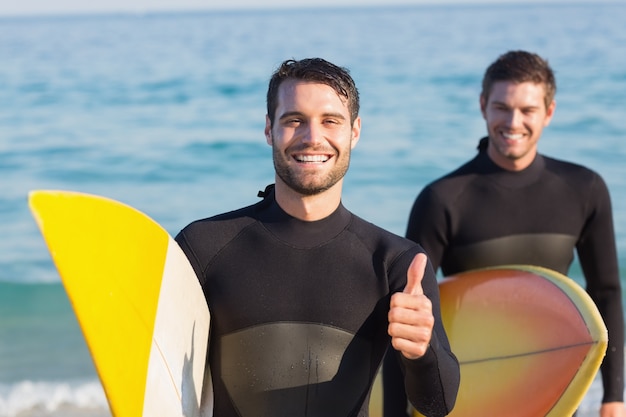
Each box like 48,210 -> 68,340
600,402 -> 626,417
388,253 -> 434,360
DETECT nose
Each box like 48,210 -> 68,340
300,122 -> 324,145
505,109 -> 524,128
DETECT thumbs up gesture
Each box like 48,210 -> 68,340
388,253 -> 434,360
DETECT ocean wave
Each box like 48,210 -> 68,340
0,380 -> 109,417
0,375 -> 606,417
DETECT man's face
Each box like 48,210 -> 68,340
265,79 -> 361,196
481,80 -> 555,171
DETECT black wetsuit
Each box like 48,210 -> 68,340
383,138 -> 624,416
175,185 -> 460,417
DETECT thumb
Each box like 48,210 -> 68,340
404,253 -> 427,295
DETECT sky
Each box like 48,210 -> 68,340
0,0 -> 614,17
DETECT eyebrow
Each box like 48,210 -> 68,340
278,111 -> 347,121
491,101 -> 541,110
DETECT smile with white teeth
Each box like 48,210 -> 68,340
502,132 -> 524,141
295,154 -> 330,163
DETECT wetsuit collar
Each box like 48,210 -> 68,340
256,185 -> 352,248
477,149 -> 546,189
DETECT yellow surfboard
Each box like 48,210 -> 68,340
29,190 -> 212,417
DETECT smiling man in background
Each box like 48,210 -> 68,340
383,50 -> 625,417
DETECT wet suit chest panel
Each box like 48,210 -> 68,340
445,233 -> 578,274
220,323 -> 372,417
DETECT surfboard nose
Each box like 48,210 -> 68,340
414,266 -> 607,417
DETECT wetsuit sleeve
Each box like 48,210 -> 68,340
393,251 -> 460,416
382,188 -> 454,417
577,175 -> 624,403
406,186 -> 448,273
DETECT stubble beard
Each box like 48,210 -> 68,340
272,144 -> 351,196
489,129 -> 532,162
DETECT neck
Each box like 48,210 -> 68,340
273,179 -> 343,221
487,146 -> 537,172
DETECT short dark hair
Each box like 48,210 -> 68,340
481,50 -> 556,109
266,58 -> 360,126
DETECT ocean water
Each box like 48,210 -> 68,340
1,3 -> 625,416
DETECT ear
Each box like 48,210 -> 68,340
479,94 -> 488,119
350,116 -> 362,149
264,115 -> 272,145
544,99 -> 556,127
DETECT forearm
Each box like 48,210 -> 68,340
401,332 -> 460,416
599,295 -> 625,402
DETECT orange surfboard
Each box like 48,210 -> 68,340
414,266 -> 607,417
